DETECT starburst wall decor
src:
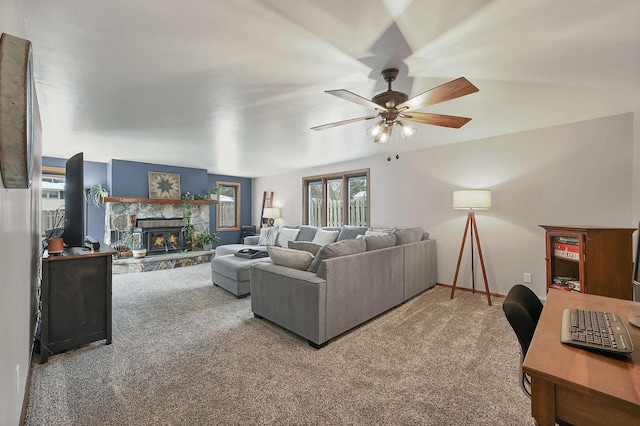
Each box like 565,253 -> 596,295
148,172 -> 181,199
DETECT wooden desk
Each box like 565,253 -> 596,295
40,246 -> 116,363
523,289 -> 640,425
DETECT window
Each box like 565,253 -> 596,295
41,166 -> 66,232
216,181 -> 241,231
303,169 -> 369,227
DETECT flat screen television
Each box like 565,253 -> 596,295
63,152 -> 85,247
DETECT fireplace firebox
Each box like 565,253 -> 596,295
134,218 -> 187,254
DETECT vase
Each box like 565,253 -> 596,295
132,249 -> 147,259
203,243 -> 213,251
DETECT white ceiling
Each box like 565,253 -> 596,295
18,0 -> 640,177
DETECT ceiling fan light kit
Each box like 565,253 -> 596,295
312,68 -> 479,144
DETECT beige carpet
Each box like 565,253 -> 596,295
26,263 -> 534,425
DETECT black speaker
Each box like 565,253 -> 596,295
240,225 -> 256,243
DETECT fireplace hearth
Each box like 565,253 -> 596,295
134,218 -> 187,254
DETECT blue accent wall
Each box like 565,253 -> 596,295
208,174 -> 253,246
43,157 -> 253,248
109,160 -> 209,197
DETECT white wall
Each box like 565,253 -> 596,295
0,1 -> 40,424
254,113 -> 634,299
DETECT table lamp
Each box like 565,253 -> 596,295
263,207 -> 281,227
450,190 -> 492,306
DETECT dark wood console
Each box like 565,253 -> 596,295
39,246 -> 116,363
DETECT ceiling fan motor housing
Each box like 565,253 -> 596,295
372,90 -> 408,110
374,69 -> 408,111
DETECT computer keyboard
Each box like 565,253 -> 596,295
561,308 -> 634,355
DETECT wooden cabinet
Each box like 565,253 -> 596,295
39,247 -> 116,363
540,226 -> 635,300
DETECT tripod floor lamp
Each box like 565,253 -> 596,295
450,190 -> 492,306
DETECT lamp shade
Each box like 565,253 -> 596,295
453,190 -> 491,210
262,208 -> 281,219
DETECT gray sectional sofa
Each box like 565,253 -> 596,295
239,225 -> 437,348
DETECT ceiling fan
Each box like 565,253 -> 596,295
311,68 -> 479,144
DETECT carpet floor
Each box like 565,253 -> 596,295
26,263 -> 534,425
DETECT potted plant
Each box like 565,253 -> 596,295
118,231 -> 136,258
198,231 -> 219,251
87,183 -> 109,207
207,185 -> 222,201
132,237 -> 147,259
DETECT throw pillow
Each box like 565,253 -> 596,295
312,229 -> 339,245
257,227 -> 279,246
337,225 -> 367,241
267,246 -> 314,271
395,227 -> 424,245
276,227 -> 300,247
297,225 -> 319,242
288,240 -> 323,256
307,238 -> 366,274
365,234 -> 397,251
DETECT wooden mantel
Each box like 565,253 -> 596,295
102,197 -> 217,205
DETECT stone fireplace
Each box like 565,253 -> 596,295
104,201 -> 210,253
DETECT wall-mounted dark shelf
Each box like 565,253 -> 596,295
102,197 -> 217,205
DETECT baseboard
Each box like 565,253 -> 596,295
436,282 -> 506,299
19,350 -> 34,425
19,364 -> 32,425
20,325 -> 39,425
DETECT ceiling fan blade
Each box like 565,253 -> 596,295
396,77 -> 479,111
311,115 -> 377,131
402,112 -> 472,129
325,89 -> 388,112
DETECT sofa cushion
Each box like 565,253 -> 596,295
288,240 -> 323,256
307,238 -> 366,273
364,227 -> 397,237
267,246 -> 315,271
215,244 -> 267,257
312,229 -> 339,245
422,232 -> 430,241
396,227 -> 424,245
211,255 -> 272,282
321,227 -> 342,233
365,234 -> 397,251
276,227 -> 300,247
257,227 -> 279,246
337,225 -> 367,241
297,225 -> 318,242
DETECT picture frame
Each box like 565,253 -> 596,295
148,172 -> 180,199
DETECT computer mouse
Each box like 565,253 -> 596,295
629,316 -> 640,328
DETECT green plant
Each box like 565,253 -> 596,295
208,185 -> 222,196
119,231 -> 136,250
87,183 -> 109,207
132,236 -> 145,250
198,231 -> 219,246
181,197 -> 196,250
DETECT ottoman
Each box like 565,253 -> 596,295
211,254 -> 271,298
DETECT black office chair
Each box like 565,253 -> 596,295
502,284 -> 543,398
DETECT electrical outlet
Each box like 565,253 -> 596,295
15,364 -> 20,395
524,273 -> 532,283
